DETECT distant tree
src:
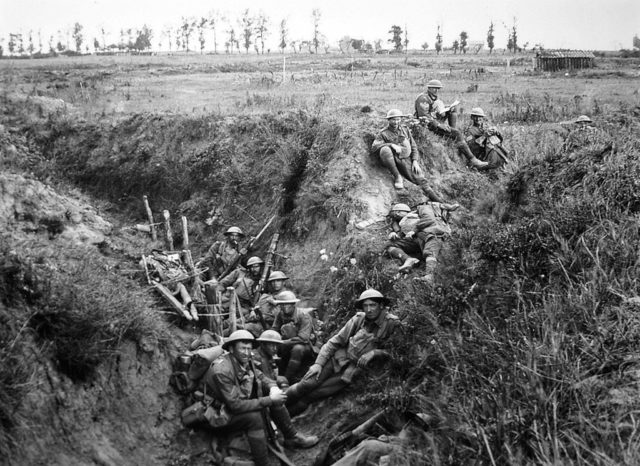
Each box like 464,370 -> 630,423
311,9 -> 322,54
435,26 -> 443,55
507,18 -> 518,53
487,22 -> 495,54
8,34 -> 16,54
72,22 -> 83,52
48,35 -> 55,54
240,9 -> 254,53
197,17 -> 208,53
37,30 -> 43,53
180,17 -> 196,52
374,39 -> 382,52
421,42 -> 429,52
208,10 -> 224,54
403,25 -> 409,54
338,36 -> 353,54
134,25 -> 153,51
388,25 -> 403,52
16,34 -> 24,54
255,12 -> 269,54
93,37 -> 100,52
126,28 -> 134,49
289,39 -> 297,54
460,31 -> 468,54
452,39 -> 459,54
351,39 -> 364,51
226,27 -> 237,54
362,42 -> 373,53
279,19 -> 288,53
28,31 -> 35,56
56,41 -> 65,53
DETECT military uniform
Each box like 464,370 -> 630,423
203,239 -> 241,280
286,310 -> 399,414
215,268 -> 264,337
272,308 -> 318,382
255,292 -> 279,327
415,92 -> 486,168
253,346 -> 288,388
371,124 -> 443,202
205,352 -> 304,466
465,123 -> 509,168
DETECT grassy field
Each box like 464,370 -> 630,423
2,51 -> 640,465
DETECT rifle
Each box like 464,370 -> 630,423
252,233 -> 280,329
218,214 -> 276,281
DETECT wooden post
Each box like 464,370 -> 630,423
143,195 -> 157,241
282,55 -> 286,84
228,287 -> 237,334
181,216 -> 189,249
163,210 -> 174,250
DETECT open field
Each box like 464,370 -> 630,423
2,52 -> 640,465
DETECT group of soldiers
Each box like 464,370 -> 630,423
371,78 -> 595,281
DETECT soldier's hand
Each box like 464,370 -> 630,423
266,297 -> 277,306
357,351 -> 375,368
411,160 -> 423,176
303,363 -> 322,381
388,232 -> 399,241
391,144 -> 402,153
239,247 -> 248,255
427,119 -> 437,130
269,390 -> 287,405
405,231 -> 415,238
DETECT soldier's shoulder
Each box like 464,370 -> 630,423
354,311 -> 366,318
415,92 -> 426,100
212,353 -> 232,370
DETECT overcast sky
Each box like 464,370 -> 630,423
1,0 -> 638,51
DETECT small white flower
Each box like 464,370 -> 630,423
349,258 -> 357,266
430,339 -> 436,345
319,249 -> 326,255
329,266 -> 338,273
320,254 -> 329,261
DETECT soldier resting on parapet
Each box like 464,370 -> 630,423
464,107 -> 509,169
414,79 -> 488,169
371,109 -> 445,202
385,201 -> 459,281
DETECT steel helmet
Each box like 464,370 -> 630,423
256,329 -> 283,345
391,203 -> 411,213
426,79 -> 443,89
354,289 -> 389,308
385,109 -> 406,119
222,329 -> 255,350
224,226 -> 245,236
246,256 -> 264,267
470,107 -> 486,117
274,290 -> 300,304
267,271 -> 289,282
575,115 -> 592,123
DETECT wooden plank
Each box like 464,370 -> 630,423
152,281 -> 192,320
143,195 -> 157,241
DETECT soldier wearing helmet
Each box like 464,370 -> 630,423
464,107 -> 509,169
215,256 -> 266,336
386,202 -> 459,278
285,289 -> 400,416
254,329 -> 290,389
371,109 -> 446,202
414,80 -> 488,169
201,226 -> 247,281
271,290 -> 319,383
204,330 -> 319,465
254,270 -> 290,327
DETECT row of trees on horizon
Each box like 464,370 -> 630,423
0,9 -> 532,58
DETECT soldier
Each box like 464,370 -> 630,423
201,226 -> 246,281
575,115 -> 593,129
205,330 -> 319,466
414,79 -> 488,169
464,107 -> 509,168
254,271 -> 289,328
216,256 -> 265,336
371,109 -> 445,202
254,329 -> 289,389
285,289 -> 400,416
271,290 -> 319,383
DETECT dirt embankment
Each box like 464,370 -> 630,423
1,95 -> 490,465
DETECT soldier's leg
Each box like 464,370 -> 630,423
269,404 -> 319,448
418,236 -> 445,281
447,107 -> 458,128
385,245 -> 409,264
377,146 -> 404,189
395,158 -> 445,202
176,283 -> 199,321
285,344 -> 312,383
285,363 -> 336,402
223,412 -> 272,466
451,129 -> 488,169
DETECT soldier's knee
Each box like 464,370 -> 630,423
379,146 -> 394,158
291,344 -> 307,358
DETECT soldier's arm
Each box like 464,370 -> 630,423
414,95 -> 430,118
371,132 -> 390,154
314,314 -> 359,367
432,99 -> 447,117
216,269 -> 238,292
407,129 -> 420,162
292,312 -> 313,343
210,368 -> 273,413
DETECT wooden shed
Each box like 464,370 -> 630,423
534,50 -> 595,72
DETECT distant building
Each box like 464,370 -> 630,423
534,50 -> 595,72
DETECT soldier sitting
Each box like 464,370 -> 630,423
271,290 -> 319,383
465,107 -> 509,168
254,330 -> 289,389
285,289 -> 400,416
201,226 -> 246,281
205,330 -> 319,466
415,79 -> 488,169
254,271 -> 289,328
385,202 -> 459,280
371,109 -> 445,202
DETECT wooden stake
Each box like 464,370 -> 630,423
181,216 -> 189,249
143,195 -> 157,241
163,210 -> 174,250
228,287 -> 237,334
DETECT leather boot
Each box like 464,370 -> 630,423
393,175 -> 405,189
399,257 -> 420,272
420,183 -> 445,203
247,430 -> 274,466
458,143 -> 488,169
387,246 -> 408,264
284,432 -> 320,449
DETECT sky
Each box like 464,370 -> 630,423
0,0 -> 638,52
